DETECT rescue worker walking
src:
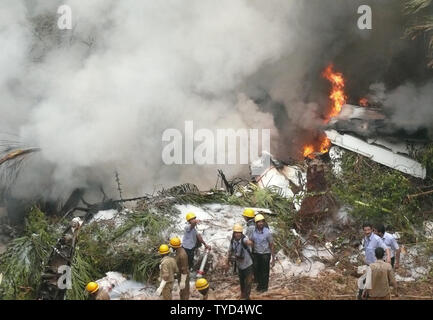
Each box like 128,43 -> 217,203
250,214 -> 275,293
86,281 -> 110,300
182,212 -> 211,270
362,247 -> 398,300
196,278 -> 216,300
242,208 -> 256,239
374,224 -> 400,269
169,237 -> 190,300
156,244 -> 179,300
225,224 -> 254,300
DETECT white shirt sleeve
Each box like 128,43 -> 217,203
365,266 -> 372,290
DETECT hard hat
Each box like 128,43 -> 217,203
255,214 -> 265,223
242,208 -> 255,218
233,224 -> 243,233
195,278 -> 209,291
186,212 -> 197,221
159,244 -> 170,255
86,282 -> 99,294
169,237 -> 181,248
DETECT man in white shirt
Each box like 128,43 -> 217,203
375,224 -> 400,269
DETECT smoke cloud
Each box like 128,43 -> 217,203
0,0 -> 432,203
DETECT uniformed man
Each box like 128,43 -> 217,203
225,224 -> 254,300
156,244 -> 179,300
242,208 -> 256,239
182,212 -> 211,270
169,237 -> 190,300
250,214 -> 275,293
86,281 -> 110,300
195,278 -> 217,300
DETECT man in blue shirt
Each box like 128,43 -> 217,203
250,214 -> 275,293
363,222 -> 390,265
358,222 -> 391,299
375,224 -> 400,269
225,224 -> 254,300
182,212 -> 211,270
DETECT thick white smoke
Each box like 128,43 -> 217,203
1,0 -> 296,198
1,0 -> 432,203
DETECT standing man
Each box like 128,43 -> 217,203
225,224 -> 254,300
182,212 -> 211,270
250,214 -> 275,293
242,208 -> 256,239
169,237 -> 190,300
362,222 -> 390,265
375,224 -> 400,269
362,247 -> 398,300
357,222 -> 391,299
156,244 -> 179,300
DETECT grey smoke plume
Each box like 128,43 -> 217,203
382,81 -> 433,135
1,0 -> 295,200
1,0 -> 432,203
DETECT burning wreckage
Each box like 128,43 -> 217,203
1,65 -> 433,300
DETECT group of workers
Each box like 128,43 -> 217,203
358,222 -> 400,300
154,209 -> 275,300
84,211 -> 402,301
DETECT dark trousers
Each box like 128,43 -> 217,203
253,253 -> 271,291
183,247 -> 195,270
239,265 -> 253,300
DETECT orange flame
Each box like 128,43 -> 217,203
303,145 -> 315,158
322,65 -> 347,119
302,64 -> 346,158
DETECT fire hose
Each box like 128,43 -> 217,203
196,248 -> 211,278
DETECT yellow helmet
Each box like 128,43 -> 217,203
186,212 -> 196,221
86,282 -> 99,294
233,224 -> 243,233
242,208 -> 255,218
169,237 -> 181,248
195,278 -> 209,291
254,214 -> 265,223
159,244 -> 170,255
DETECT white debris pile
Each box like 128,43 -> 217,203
329,146 -> 344,176
250,152 -> 306,210
89,208 -> 134,227
396,246 -> 432,282
110,280 -> 154,300
97,272 -> 127,292
173,203 -> 334,278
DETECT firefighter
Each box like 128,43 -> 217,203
225,224 -> 254,300
242,208 -> 256,239
195,278 -> 216,300
182,212 -> 211,270
169,237 -> 190,300
250,214 -> 275,293
156,244 -> 179,300
86,281 -> 110,300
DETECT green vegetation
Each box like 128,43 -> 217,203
329,150 -> 432,242
0,207 -> 60,299
404,0 -> 433,68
